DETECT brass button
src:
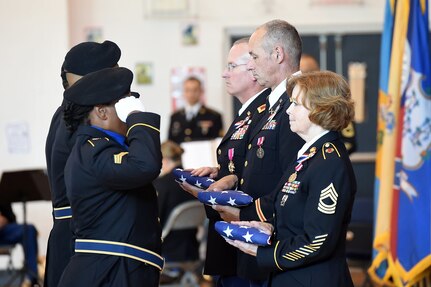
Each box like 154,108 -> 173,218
244,161 -> 248,167
248,144 -> 252,150
185,128 -> 192,135
218,149 -> 221,155
240,178 -> 244,185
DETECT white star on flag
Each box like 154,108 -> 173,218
195,181 -> 202,188
179,175 -> 186,182
208,196 -> 217,205
227,197 -> 237,206
223,226 -> 233,237
242,231 -> 253,243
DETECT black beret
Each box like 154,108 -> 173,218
64,67 -> 133,106
62,40 -> 121,76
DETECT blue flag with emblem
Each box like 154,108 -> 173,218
172,168 -> 215,189
370,1 -> 431,286
215,221 -> 271,246
198,190 -> 253,206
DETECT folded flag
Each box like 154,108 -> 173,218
215,221 -> 271,246
198,190 -> 253,207
172,168 -> 215,189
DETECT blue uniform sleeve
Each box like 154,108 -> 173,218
91,112 -> 162,190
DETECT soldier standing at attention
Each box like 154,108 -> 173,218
168,76 -> 224,143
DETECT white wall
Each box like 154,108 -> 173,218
0,0 -> 386,266
0,0 -> 68,267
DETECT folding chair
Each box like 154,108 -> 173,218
0,244 -> 18,287
346,197 -> 374,287
161,201 -> 207,287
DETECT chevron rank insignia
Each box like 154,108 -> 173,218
172,168 -> 215,189
198,190 -> 253,206
215,221 -> 271,246
318,183 -> 338,214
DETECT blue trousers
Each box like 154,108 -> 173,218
0,223 -> 38,283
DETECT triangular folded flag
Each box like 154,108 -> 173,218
215,221 -> 271,246
172,168 -> 215,189
198,190 -> 253,206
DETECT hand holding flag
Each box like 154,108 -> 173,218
198,190 -> 253,207
215,221 -> 272,246
172,168 -> 215,189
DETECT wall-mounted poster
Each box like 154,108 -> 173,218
135,63 -> 153,85
170,67 -> 206,112
85,27 -> 103,42
181,22 -> 198,46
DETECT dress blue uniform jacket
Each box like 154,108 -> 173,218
59,112 -> 162,287
168,105 -> 223,144
257,131 -> 355,287
204,89 -> 269,277
236,92 -> 304,280
45,103 -> 76,287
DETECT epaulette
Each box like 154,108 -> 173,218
257,104 -> 266,114
86,137 -> 110,147
321,142 -> 341,160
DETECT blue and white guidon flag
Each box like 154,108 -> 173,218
215,221 -> 271,246
172,168 -> 215,189
198,190 -> 253,207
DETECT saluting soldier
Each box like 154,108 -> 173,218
168,76 -> 224,143
44,40 -> 121,287
226,71 -> 356,287
58,67 -> 163,287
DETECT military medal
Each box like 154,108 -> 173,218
228,148 -> 235,173
256,137 -> 265,159
281,194 -> 288,206
288,172 -> 297,183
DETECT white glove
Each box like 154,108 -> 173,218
115,96 -> 146,122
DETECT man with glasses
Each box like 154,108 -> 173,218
205,20 -> 305,287
184,38 -> 270,286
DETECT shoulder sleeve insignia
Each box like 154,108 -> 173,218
257,104 -> 266,114
114,152 -> 129,164
318,183 -> 338,215
321,142 -> 341,159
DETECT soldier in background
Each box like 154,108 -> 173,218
168,77 -> 224,143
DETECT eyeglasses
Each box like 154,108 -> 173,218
226,63 -> 248,72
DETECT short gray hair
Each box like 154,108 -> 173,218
259,19 -> 302,69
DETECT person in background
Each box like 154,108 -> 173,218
168,76 -> 224,143
300,53 -> 357,154
153,140 -> 200,283
0,204 -> 39,286
226,71 -> 356,287
58,67 -> 162,287
44,40 -> 121,287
